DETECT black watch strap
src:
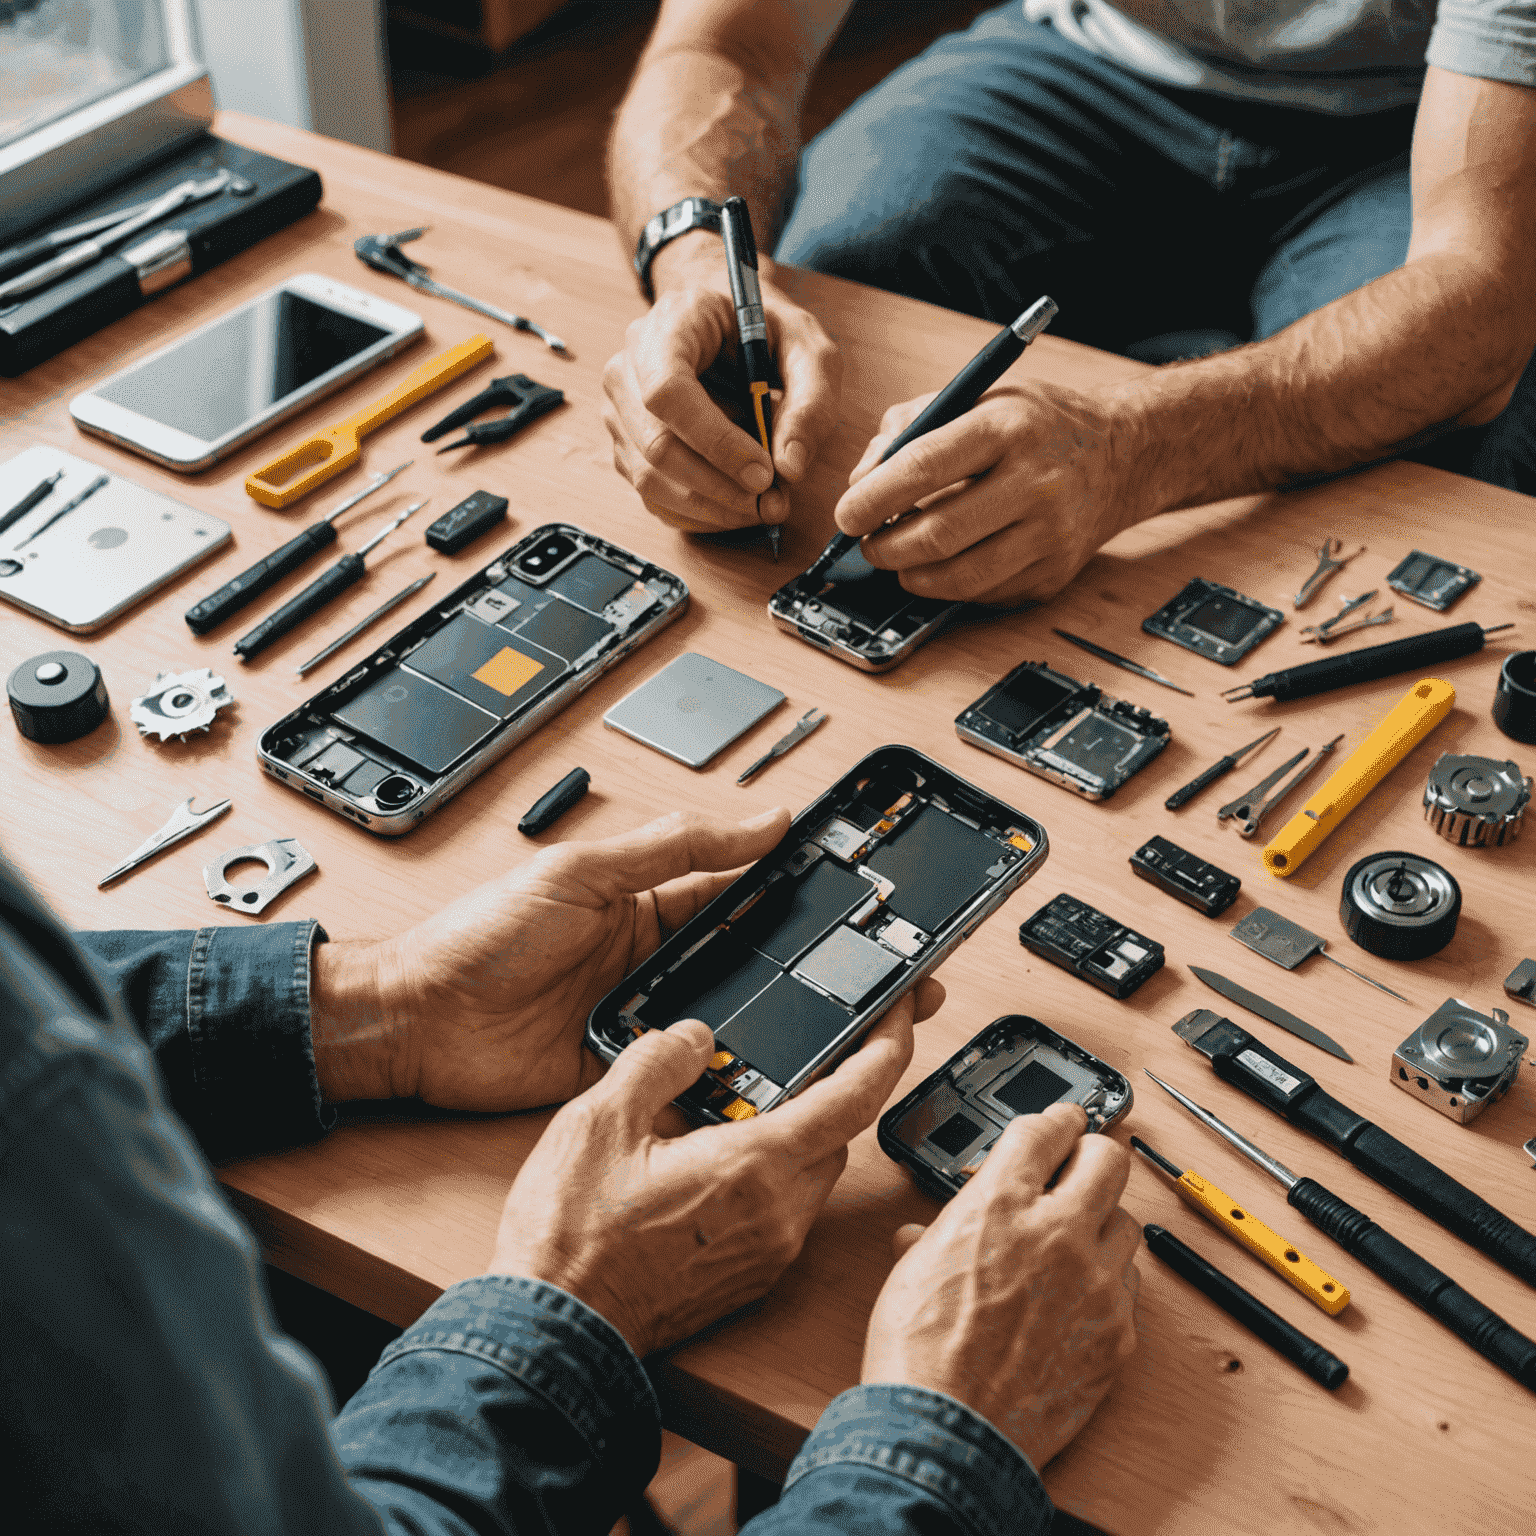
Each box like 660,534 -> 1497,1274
633,196 -> 723,301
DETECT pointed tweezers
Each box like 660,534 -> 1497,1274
99,797 -> 232,887
737,708 -> 827,783
1294,539 -> 1365,608
1301,591 -> 1395,644
1217,747 -> 1310,824
1227,735 -> 1344,838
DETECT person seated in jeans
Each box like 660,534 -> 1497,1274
4,807 -> 1138,1536
602,0 -> 1536,605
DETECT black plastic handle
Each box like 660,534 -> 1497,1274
1269,623 -> 1485,701
185,522 -> 337,634
1290,1178 -> 1536,1390
232,555 -> 364,662
1164,756 -> 1234,810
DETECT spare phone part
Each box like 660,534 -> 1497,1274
1493,652 -> 1536,744
1142,578 -> 1284,666
1018,893 -> 1163,999
587,747 -> 1048,1124
258,524 -> 687,834
1339,852 -> 1461,961
767,536 -> 964,674
1230,905 -> 1409,1000
956,659 -> 1169,801
1423,754 -> 1530,847
425,490 -> 509,554
203,837 -> 316,915
879,1015 -> 1130,1200
602,652 -> 785,768
1129,836 -> 1240,918
518,767 -> 590,836
130,667 -> 234,742
1392,1000 -> 1527,1124
1386,549 -> 1480,611
7,650 -> 109,744
100,797 -> 233,888
1506,959 -> 1536,1007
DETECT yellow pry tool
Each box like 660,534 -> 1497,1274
1131,1136 -> 1349,1315
1263,676 -> 1455,876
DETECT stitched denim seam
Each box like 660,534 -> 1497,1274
184,927 -> 216,1094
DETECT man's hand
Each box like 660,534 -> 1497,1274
835,381 -> 1135,606
310,808 -> 790,1109
489,982 -> 944,1357
862,1104 -> 1140,1469
602,243 -> 841,533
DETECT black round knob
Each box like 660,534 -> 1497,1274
7,650 -> 110,744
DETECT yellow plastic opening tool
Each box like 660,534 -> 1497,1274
1262,676 -> 1455,876
1131,1136 -> 1350,1315
245,333 -> 493,508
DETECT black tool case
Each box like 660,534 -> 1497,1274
0,134 -> 321,377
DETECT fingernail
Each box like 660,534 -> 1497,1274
743,807 -> 785,828
759,488 -> 787,523
741,462 -> 773,493
778,440 -> 809,480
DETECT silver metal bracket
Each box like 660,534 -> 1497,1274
204,837 -> 317,915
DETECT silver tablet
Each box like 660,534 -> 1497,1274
603,651 -> 785,768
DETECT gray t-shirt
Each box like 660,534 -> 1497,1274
1024,0 -> 1536,112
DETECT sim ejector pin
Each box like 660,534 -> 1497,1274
99,796 -> 233,886
1294,538 -> 1365,608
1226,735 -> 1345,838
737,707 -> 827,783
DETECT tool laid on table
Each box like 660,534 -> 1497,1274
1222,623 -> 1512,703
1132,1136 -> 1349,1314
295,572 -> 436,677
737,706 -> 828,783
519,767 -> 592,835
1230,906 -> 1408,1001
1146,1068 -> 1536,1392
1300,590 -> 1394,644
1189,966 -> 1353,1063
185,462 -> 413,634
1392,998 -> 1527,1124
1340,851 -> 1462,960
1219,734 -> 1344,839
1424,753 -> 1530,846
420,374 -> 565,452
0,470 -> 63,538
0,192 -> 228,282
355,227 -> 568,353
1262,676 -> 1455,876
10,473 -> 109,549
1051,628 -> 1195,697
1165,727 -> 1280,810
1294,538 -> 1365,608
1141,1223 -> 1349,1389
100,797 -> 233,887
1169,1009 -> 1536,1289
233,500 -> 427,661
245,336 -> 491,508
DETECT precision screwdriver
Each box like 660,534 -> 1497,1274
1164,726 -> 1280,810
1145,1071 -> 1536,1392
233,500 -> 427,662
185,462 -> 413,634
1223,621 -> 1513,702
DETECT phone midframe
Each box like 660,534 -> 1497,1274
257,524 -> 688,835
586,745 -> 1050,1123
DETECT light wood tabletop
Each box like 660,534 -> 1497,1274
4,113 -> 1534,1536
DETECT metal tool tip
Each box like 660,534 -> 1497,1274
1221,685 -> 1254,701
436,440 -> 468,454
1482,622 -> 1516,636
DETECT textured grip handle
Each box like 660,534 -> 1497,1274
1165,758 -> 1233,811
232,556 -> 364,662
185,524 -> 336,634
1291,1178 -> 1536,1389
1272,624 -> 1484,701
1347,1124 -> 1536,1288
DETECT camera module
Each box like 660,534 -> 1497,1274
518,533 -> 577,577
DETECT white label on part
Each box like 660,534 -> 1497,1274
1238,1048 -> 1301,1095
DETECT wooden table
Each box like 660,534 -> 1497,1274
5,112 -> 1534,1536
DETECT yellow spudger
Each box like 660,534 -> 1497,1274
1132,1137 -> 1350,1315
1263,676 -> 1455,877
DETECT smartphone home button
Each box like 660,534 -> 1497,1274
374,775 -> 420,809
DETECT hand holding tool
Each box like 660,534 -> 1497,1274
11,473 -> 110,549
1263,676 -> 1455,876
420,373 -> 564,451
1223,622 -> 1512,702
100,797 -> 232,887
355,227 -> 568,353
1294,538 -> 1364,608
1051,628 -> 1195,696
295,572 -> 436,677
185,461 -> 412,634
0,470 -> 63,537
1165,727 -> 1280,810
234,500 -> 426,661
1189,966 -> 1353,1062
737,706 -> 827,783
1143,1224 -> 1349,1388
1146,1069 -> 1536,1392
245,336 -> 492,508
1132,1138 -> 1349,1314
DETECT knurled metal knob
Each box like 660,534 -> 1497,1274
1423,753 -> 1529,847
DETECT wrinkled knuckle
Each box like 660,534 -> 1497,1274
636,420 -> 678,470
638,372 -> 684,421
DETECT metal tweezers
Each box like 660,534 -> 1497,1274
1293,538 -> 1365,608
737,708 -> 827,783
1300,590 -> 1395,644
1218,736 -> 1344,838
99,797 -> 233,887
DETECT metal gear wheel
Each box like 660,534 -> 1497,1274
129,667 -> 235,742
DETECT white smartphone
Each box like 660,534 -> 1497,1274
68,273 -> 424,471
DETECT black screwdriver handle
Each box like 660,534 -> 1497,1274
1263,622 -> 1486,701
1164,755 -> 1237,810
1290,1177 -> 1536,1390
185,522 -> 338,634
233,555 -> 365,662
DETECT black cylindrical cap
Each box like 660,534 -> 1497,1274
7,650 -> 109,743
1492,651 -> 1536,744
1340,851 -> 1460,960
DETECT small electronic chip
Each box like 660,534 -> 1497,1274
817,816 -> 871,861
1142,578 -> 1284,666
1019,893 -> 1164,999
793,924 -> 905,1007
1129,836 -> 1241,918
1386,549 -> 1481,611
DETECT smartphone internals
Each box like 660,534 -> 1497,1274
258,525 -> 687,833
587,747 -> 1049,1123
880,1016 -> 1132,1200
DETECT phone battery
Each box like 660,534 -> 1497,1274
1019,893 -> 1164,999
1129,835 -> 1240,918
426,490 -> 508,554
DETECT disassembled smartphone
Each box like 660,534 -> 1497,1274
767,536 -> 964,673
258,524 -> 687,834
955,659 -> 1169,800
586,746 -> 1049,1123
1142,578 -> 1283,666
880,1016 -> 1132,1200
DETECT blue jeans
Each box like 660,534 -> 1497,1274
777,3 -> 1536,493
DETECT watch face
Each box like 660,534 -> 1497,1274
636,198 -> 724,294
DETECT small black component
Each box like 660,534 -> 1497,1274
1506,958 -> 1536,1007
1339,851 -> 1461,960
955,659 -> 1169,801
421,373 -> 565,452
425,491 -> 509,555
1142,578 -> 1284,666
738,859 -> 874,965
1493,651 -> 1536,745
1386,549 -> 1480,611
865,803 -> 1010,932
1129,835 -> 1240,918
518,766 -> 590,836
1018,893 -> 1164,999
7,650 -> 110,743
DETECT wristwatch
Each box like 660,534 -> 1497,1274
633,196 -> 723,301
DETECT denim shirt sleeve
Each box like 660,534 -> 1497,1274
741,1384 -> 1055,1536
74,920 -> 333,1160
